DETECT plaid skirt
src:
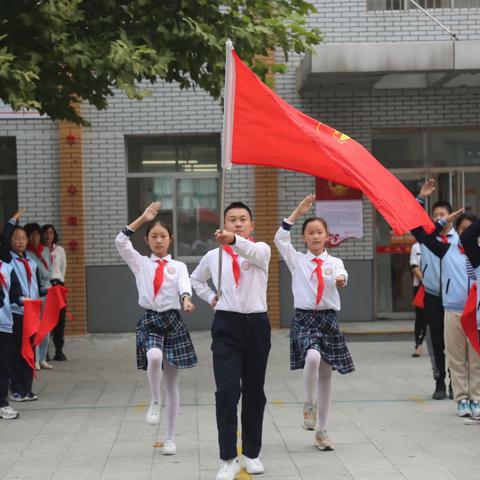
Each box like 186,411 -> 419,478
136,309 -> 197,370
290,309 -> 354,375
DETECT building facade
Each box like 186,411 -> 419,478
1,0 -> 480,333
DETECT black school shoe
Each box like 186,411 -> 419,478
54,351 -> 67,361
432,380 -> 447,400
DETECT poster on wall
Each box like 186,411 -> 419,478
315,178 -> 363,247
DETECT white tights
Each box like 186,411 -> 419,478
146,348 -> 179,440
303,349 -> 332,432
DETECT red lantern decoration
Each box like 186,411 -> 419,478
67,216 -> 79,226
68,239 -> 79,251
66,134 -> 76,145
67,184 -> 78,195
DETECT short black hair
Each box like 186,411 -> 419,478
224,202 -> 253,220
41,224 -> 59,244
455,212 -> 477,231
10,225 -> 27,239
301,217 -> 329,235
145,221 -> 173,239
432,201 -> 453,215
24,222 -> 41,238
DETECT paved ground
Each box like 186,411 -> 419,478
0,331 -> 478,480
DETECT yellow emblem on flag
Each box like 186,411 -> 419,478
333,130 -> 351,144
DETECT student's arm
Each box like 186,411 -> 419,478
409,243 -> 423,283
190,255 -> 217,307
460,218 -> 480,268
411,221 -> 449,259
274,223 -> 298,272
115,202 -> 161,273
0,209 -> 23,262
35,267 -> 46,297
177,263 -> 195,313
9,270 -> 23,305
334,259 -> 348,288
230,235 -> 271,271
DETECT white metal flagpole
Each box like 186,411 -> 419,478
217,39 -> 235,298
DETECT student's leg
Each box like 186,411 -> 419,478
162,361 -> 179,441
0,332 -> 13,407
316,357 -> 332,432
425,325 -> 438,377
146,348 -> 163,402
53,308 -> 66,358
212,311 -> 243,461
38,334 -> 49,362
10,314 -> 26,396
424,294 -> 446,383
468,339 -> 480,403
241,313 -> 271,460
304,349 -> 321,405
444,310 -> 468,402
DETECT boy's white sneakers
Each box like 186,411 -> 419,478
239,455 -> 265,474
145,401 -> 160,425
216,458 -> 240,480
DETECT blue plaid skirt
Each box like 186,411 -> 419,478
136,309 -> 197,370
290,309 -> 354,375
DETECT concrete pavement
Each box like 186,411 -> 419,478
0,331 -> 478,480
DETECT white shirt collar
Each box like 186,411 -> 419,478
306,249 -> 328,261
150,253 -> 172,262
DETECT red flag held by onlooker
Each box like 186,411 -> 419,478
34,285 -> 68,348
461,284 -> 480,357
226,49 -> 434,235
22,299 -> 42,374
412,285 -> 425,309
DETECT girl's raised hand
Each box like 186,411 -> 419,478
419,178 -> 435,198
142,202 -> 161,222
297,194 -> 316,215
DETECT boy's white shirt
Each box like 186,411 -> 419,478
274,224 -> 347,311
190,234 -> 271,314
115,231 -> 192,312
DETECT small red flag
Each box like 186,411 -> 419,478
226,49 -> 434,235
34,285 -> 68,347
22,299 -> 42,374
412,285 -> 425,309
461,284 -> 480,357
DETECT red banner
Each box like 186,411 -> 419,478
34,285 -> 68,347
22,299 -> 42,374
461,284 -> 480,357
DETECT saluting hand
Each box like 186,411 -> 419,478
445,207 -> 464,224
141,202 -> 161,222
419,178 -> 435,198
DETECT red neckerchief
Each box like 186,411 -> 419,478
27,243 -> 49,270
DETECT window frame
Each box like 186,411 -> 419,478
125,134 -> 221,262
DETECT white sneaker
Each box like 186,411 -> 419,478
216,458 -> 240,480
145,402 -> 160,425
0,406 -> 19,419
39,361 -> 53,370
35,361 -> 40,371
240,455 -> 264,474
162,439 -> 177,455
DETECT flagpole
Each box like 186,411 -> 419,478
217,39 -> 235,299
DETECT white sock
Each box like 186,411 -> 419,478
146,348 -> 163,403
316,357 -> 332,432
303,349 -> 321,405
163,360 -> 179,441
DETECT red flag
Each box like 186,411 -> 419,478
34,285 -> 68,347
226,49 -> 434,235
461,284 -> 480,357
412,285 -> 425,309
22,299 -> 42,374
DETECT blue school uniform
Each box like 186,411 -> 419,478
9,251 -> 41,314
0,262 -> 14,334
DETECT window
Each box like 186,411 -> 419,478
367,0 -> 480,11
372,129 -> 480,170
126,135 -> 220,259
0,137 -> 18,226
